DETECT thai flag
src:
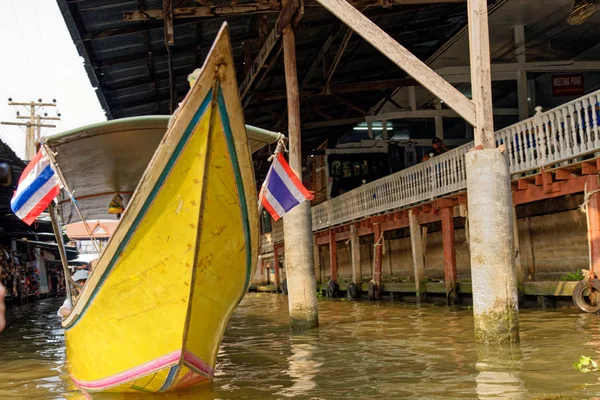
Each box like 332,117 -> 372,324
259,153 -> 314,222
11,148 -> 62,225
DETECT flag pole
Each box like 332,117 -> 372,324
41,143 -> 101,254
48,202 -> 73,301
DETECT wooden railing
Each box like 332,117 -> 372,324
264,90 -> 600,243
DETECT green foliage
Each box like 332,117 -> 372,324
560,271 -> 585,281
573,356 -> 599,373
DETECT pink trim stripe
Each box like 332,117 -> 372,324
71,350 -> 182,390
183,350 -> 214,377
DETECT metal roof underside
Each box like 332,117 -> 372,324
57,0 -> 499,151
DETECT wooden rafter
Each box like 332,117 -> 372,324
239,0 -> 300,99
314,0 -> 476,126
325,28 -> 352,85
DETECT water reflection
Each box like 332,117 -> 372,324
475,344 -> 526,399
4,295 -> 600,399
277,333 -> 322,397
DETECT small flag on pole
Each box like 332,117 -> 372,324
11,148 -> 62,225
259,152 -> 313,221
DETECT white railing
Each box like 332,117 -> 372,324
311,89 -> 600,231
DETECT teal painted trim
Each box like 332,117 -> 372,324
158,365 -> 178,392
65,90 -> 213,330
216,89 -> 252,297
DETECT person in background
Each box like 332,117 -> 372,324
0,283 -> 5,332
57,269 -> 89,319
421,137 -> 448,162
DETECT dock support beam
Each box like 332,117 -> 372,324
282,20 -> 319,331
513,206 -> 525,304
273,245 -> 281,293
409,210 -> 426,303
329,229 -> 338,282
585,175 -> 600,277
350,224 -> 360,285
441,207 -> 458,304
466,0 -> 519,344
373,222 -> 383,299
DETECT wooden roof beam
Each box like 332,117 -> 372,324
123,4 -> 282,21
123,0 -> 466,21
314,0 -> 476,126
239,0 -> 300,99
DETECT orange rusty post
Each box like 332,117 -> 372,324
441,207 -> 458,304
373,222 -> 383,299
329,229 -> 338,282
585,175 -> 600,277
273,245 -> 281,293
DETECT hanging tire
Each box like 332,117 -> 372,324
347,282 -> 358,299
573,279 -> 600,313
326,280 -> 339,297
368,282 -> 376,301
281,278 -> 288,295
447,288 -> 460,306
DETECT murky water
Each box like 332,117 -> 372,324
2,294 -> 600,399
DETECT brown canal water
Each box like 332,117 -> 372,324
2,294 -> 600,399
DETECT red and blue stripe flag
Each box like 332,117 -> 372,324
259,152 -> 313,222
11,148 -> 62,225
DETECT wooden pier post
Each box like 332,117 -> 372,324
282,19 -> 319,330
513,206 -> 525,304
373,222 -> 383,299
585,174 -> 600,277
409,210 -> 426,303
441,207 -> 458,304
466,0 -> 519,343
329,229 -> 338,282
273,245 -> 281,293
350,224 -> 360,285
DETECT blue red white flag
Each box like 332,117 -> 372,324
11,148 -> 62,225
259,152 -> 313,221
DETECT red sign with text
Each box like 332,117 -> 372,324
552,74 -> 585,97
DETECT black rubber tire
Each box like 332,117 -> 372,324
281,278 -> 288,295
573,279 -> 600,313
347,282 -> 358,299
368,282 -> 376,301
447,288 -> 460,306
326,280 -> 339,297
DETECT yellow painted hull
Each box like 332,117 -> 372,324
62,25 -> 258,393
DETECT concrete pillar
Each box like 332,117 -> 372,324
373,222 -> 383,299
585,174 -> 600,277
273,245 -> 281,293
467,0 -> 519,344
329,229 -> 338,282
466,150 -> 519,344
350,224 -> 361,284
409,210 -> 426,303
441,207 -> 457,304
512,206 -> 525,304
282,21 -> 319,330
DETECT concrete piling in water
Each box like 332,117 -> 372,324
466,149 -> 519,344
282,22 -> 319,331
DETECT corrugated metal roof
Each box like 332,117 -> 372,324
57,0 -> 492,150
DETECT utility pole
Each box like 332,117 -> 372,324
1,98 -> 61,159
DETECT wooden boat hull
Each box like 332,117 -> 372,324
62,24 -> 258,393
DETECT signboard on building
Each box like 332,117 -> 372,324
552,74 -> 585,97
